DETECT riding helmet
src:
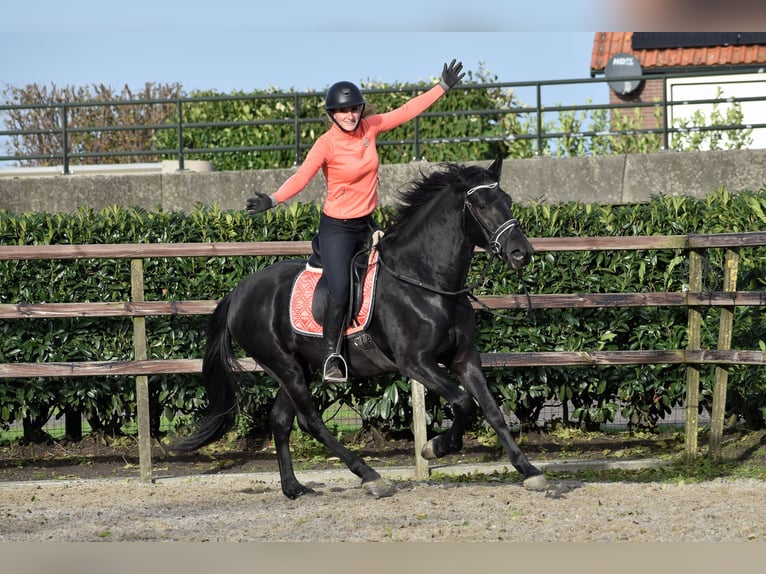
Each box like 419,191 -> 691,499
324,81 -> 366,111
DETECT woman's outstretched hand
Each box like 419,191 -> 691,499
246,193 -> 277,214
440,59 -> 465,90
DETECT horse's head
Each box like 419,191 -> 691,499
463,157 -> 533,271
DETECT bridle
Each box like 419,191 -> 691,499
375,180 -> 533,318
464,181 -> 521,257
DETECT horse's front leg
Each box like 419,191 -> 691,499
453,355 -> 548,491
418,386 -> 473,460
400,358 -> 476,460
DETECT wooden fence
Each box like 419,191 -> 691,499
1,232 -> 765,482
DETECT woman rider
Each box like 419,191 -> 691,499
246,59 -> 465,382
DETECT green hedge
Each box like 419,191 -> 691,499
155,69 -> 527,171
1,188 -> 765,443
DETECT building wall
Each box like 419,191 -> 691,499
607,72 -> 766,151
609,78 -> 665,144
666,73 -> 766,150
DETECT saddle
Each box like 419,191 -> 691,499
289,232 -> 382,338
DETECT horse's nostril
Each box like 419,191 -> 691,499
509,250 -> 531,268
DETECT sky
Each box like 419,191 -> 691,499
1,2 -> 616,109
1,32 -> 607,106
3,1 -> 764,106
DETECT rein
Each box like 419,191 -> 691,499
375,180 -> 533,320
376,249 -> 532,320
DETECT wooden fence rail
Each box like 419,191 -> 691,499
1,231 -> 765,482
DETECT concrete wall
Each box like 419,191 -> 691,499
1,149 -> 765,214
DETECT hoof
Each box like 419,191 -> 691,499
362,477 -> 397,498
420,440 -> 437,460
283,483 -> 317,499
523,474 -> 549,491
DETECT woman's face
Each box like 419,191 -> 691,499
332,105 -> 363,131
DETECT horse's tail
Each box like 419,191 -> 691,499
175,293 -> 240,451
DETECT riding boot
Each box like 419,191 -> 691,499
322,297 -> 348,383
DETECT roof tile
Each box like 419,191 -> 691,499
591,32 -> 766,73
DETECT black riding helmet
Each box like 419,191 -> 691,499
325,81 -> 366,112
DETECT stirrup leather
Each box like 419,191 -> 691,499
322,353 -> 348,383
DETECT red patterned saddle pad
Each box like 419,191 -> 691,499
290,250 -> 379,337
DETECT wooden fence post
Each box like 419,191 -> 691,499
131,259 -> 153,484
410,379 -> 430,480
709,248 -> 740,459
684,249 -> 704,460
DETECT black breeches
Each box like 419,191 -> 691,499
318,213 -> 373,306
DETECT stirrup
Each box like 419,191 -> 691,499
322,353 -> 348,383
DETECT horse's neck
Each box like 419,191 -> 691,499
382,217 -> 474,291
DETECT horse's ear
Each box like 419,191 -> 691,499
488,156 -> 503,179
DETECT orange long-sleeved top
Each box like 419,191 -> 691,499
272,84 -> 447,219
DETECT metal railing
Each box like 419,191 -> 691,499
1,70 -> 765,174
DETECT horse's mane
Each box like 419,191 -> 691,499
386,162 -> 490,233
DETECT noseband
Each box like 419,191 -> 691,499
464,182 -> 520,255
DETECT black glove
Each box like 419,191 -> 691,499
246,193 -> 276,214
439,59 -> 465,90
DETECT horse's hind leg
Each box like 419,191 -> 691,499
270,363 -> 397,499
270,388 -> 315,499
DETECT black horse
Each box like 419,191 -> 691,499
177,157 -> 548,498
